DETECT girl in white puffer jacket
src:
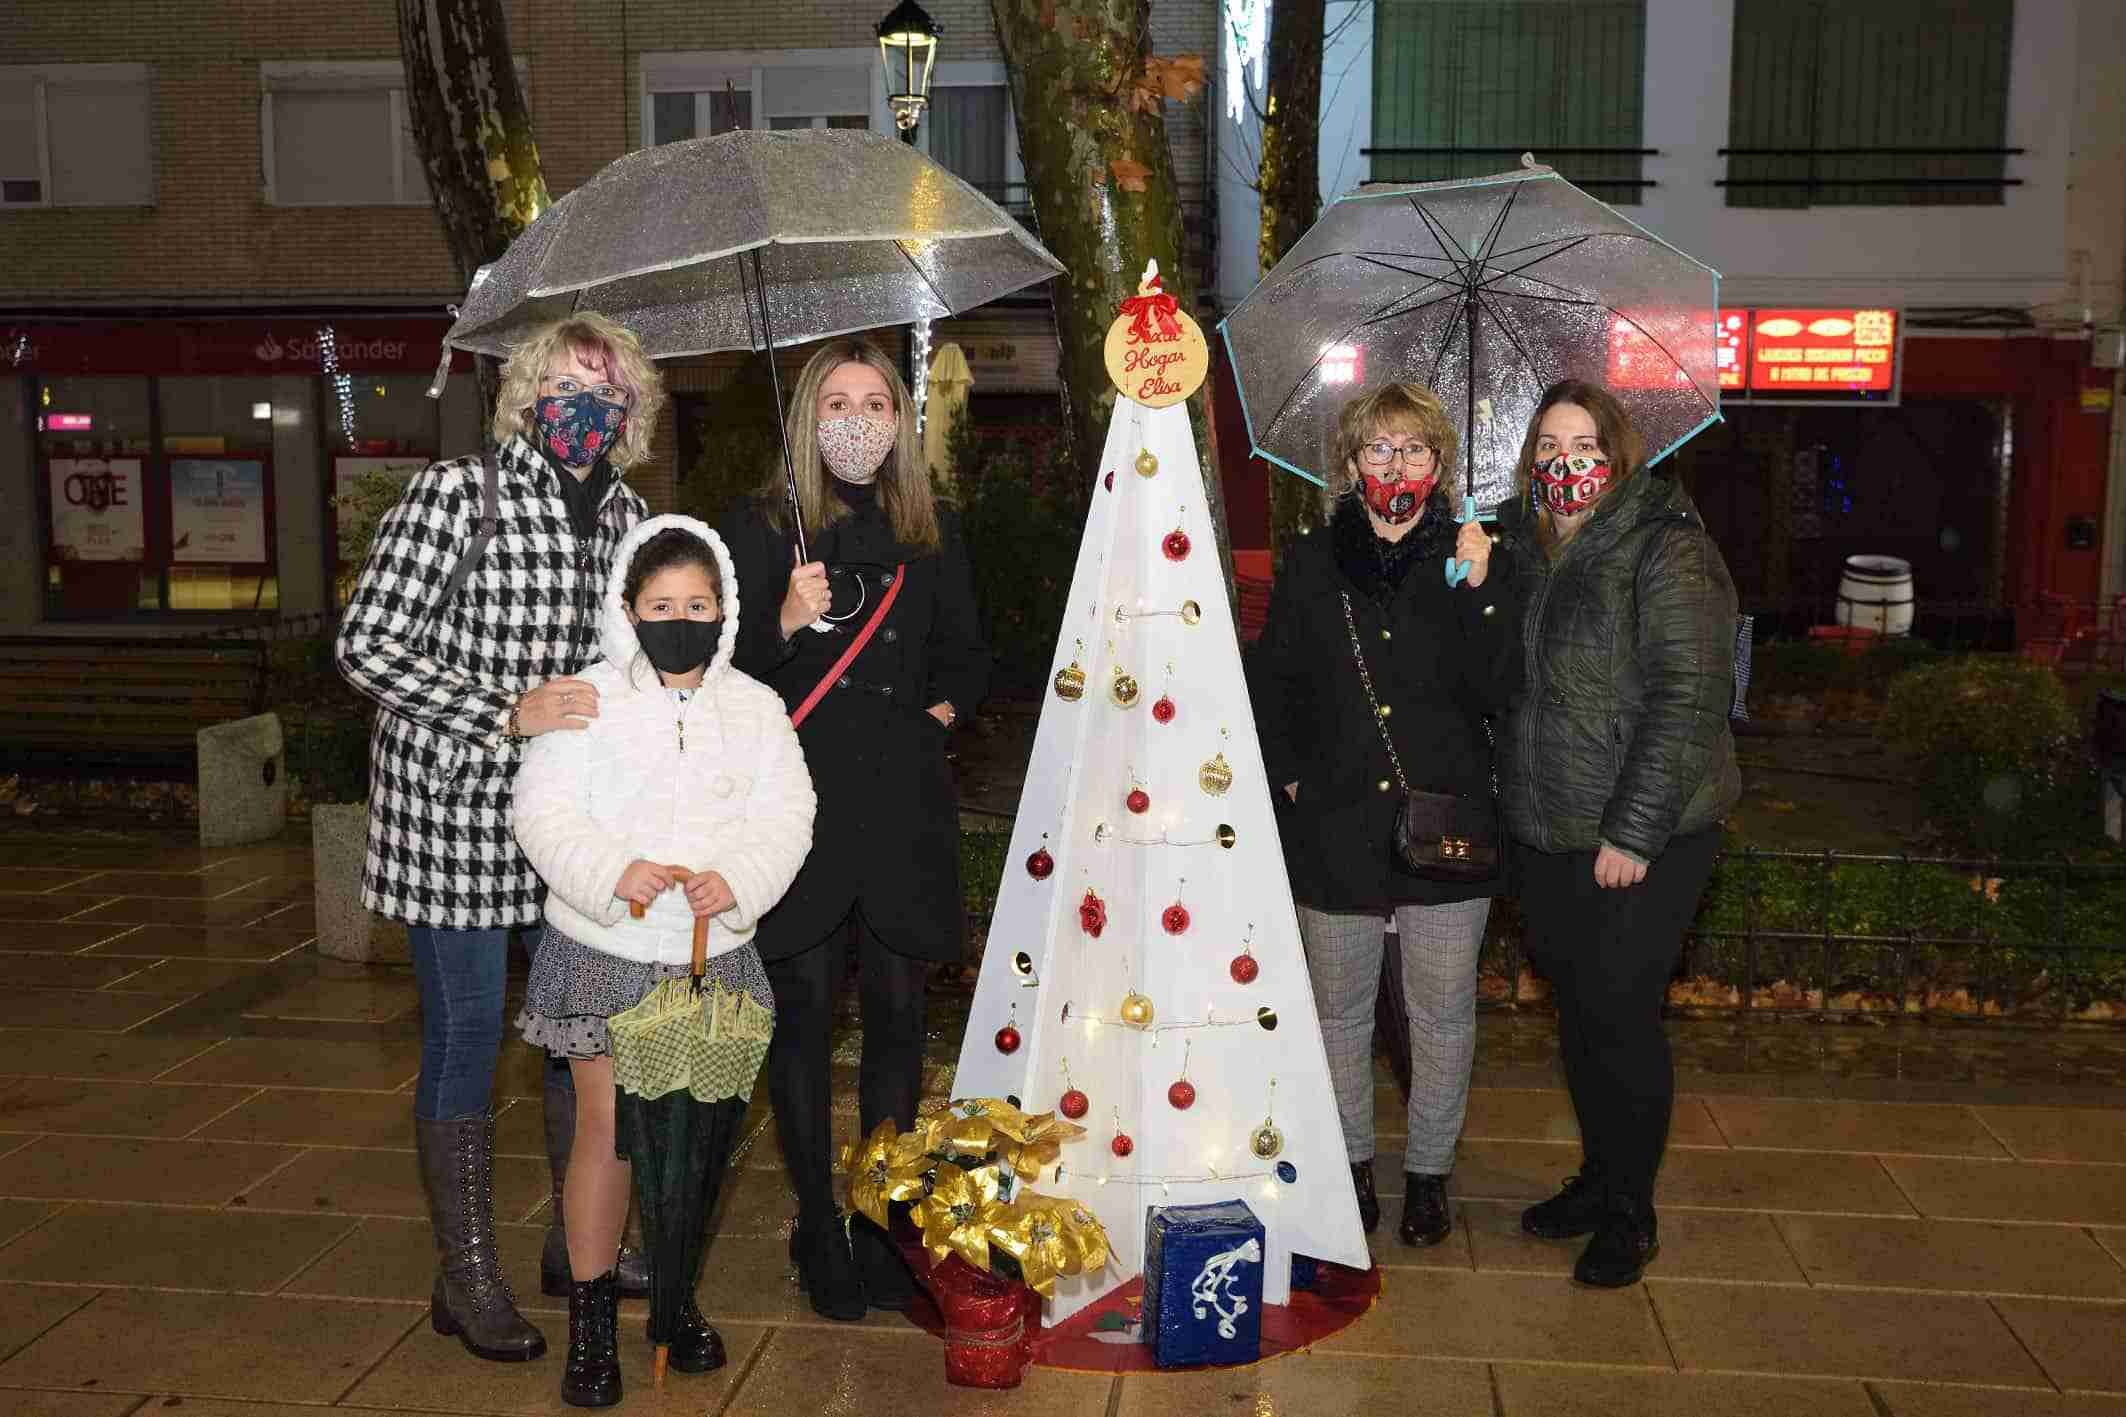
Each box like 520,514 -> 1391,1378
511,513 -> 813,1406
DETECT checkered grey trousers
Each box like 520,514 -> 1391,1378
1298,897 -> 1490,1175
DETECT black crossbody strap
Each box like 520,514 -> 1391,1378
433,448 -> 500,619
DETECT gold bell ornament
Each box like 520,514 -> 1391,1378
1053,640 -> 1087,702
1198,730 -> 1234,796
1249,1079 -> 1284,1158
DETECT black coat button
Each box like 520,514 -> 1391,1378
837,676 -> 851,689
879,571 -> 895,587
882,627 -> 899,644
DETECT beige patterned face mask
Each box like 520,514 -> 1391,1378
818,415 -> 896,484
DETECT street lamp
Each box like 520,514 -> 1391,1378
877,0 -> 940,144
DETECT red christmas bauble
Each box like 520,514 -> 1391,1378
1167,1078 -> 1196,1110
1162,902 -> 1191,935
1230,952 -> 1260,984
994,1025 -> 1021,1055
1163,529 -> 1192,561
1110,1132 -> 1134,1158
1151,695 -> 1176,724
1060,1088 -> 1089,1119
1025,847 -> 1054,880
1126,788 -> 1151,815
1104,470 -> 1115,492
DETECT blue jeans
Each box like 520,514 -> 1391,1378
409,926 -> 512,1121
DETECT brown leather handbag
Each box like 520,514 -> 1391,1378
1338,592 -> 1501,882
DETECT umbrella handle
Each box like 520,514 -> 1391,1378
1445,495 -> 1477,587
626,869 -> 707,975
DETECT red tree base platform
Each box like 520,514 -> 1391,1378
900,1238 -> 1382,1383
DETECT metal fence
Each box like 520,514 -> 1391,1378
1481,848 -> 2126,1025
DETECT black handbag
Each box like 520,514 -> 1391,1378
1338,592 -> 1502,882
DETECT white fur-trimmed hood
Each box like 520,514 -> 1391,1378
599,512 -> 741,688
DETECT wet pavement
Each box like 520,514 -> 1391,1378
0,824 -> 2121,1416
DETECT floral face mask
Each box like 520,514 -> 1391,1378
535,391 -> 627,468
818,415 -> 896,485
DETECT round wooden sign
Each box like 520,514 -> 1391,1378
1103,263 -> 1208,407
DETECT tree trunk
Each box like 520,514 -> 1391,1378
1259,0 -> 1329,566
397,0 -> 551,423
991,0 -> 1235,609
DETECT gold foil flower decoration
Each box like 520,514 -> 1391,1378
988,1194 -> 1111,1297
844,1120 -> 935,1230
940,1097 -> 1033,1152
914,1162 -> 1009,1270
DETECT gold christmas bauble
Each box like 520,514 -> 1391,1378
1198,751 -> 1233,796
1180,600 -> 1202,625
1134,448 -> 1159,478
1109,667 -> 1140,707
1216,824 -> 1238,849
1053,661 -> 1086,702
1250,1121 -> 1285,1160
1119,991 -> 1155,1027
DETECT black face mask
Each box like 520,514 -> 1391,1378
634,617 -> 722,676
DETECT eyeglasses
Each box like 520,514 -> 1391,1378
1360,440 -> 1436,467
543,376 -> 630,407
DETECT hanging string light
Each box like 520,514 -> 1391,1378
911,316 -> 933,437
1223,0 -> 1271,125
319,324 -> 356,447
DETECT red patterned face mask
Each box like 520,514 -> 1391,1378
1360,470 -> 1436,525
1531,453 -> 1612,516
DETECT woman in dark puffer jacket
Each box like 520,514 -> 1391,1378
1497,379 -> 1739,1289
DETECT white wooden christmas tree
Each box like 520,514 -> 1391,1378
951,291 -> 1368,1323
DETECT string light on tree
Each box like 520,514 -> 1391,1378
1223,0 -> 1270,124
910,315 -> 932,436
318,324 -> 356,447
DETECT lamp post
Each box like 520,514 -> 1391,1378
877,0 -> 940,147
878,0 -> 941,403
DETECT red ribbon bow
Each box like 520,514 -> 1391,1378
1118,277 -> 1183,344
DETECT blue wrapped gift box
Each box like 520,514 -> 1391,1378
1141,1199 -> 1265,1367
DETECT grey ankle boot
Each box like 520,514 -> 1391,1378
540,1061 -> 652,1298
416,1111 -> 547,1362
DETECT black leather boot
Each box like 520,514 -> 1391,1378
1350,1160 -> 1381,1235
851,1212 -> 915,1312
660,1296 -> 727,1374
416,1112 -> 546,1362
1574,1194 -> 1659,1288
790,1212 -> 866,1322
1398,1172 -> 1452,1247
1520,1166 -> 1608,1240
541,1062 -> 651,1299
560,1270 -> 621,1408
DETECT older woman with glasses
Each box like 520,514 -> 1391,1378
338,313 -> 663,1368
1249,381 -> 1519,1251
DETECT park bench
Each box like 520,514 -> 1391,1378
0,637 -> 268,770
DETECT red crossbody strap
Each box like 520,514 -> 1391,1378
790,563 -> 906,728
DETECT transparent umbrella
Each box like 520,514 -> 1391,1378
1220,158 -> 1721,553
435,128 -> 1064,558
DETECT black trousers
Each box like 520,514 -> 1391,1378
1514,828 -> 1721,1207
763,904 -> 928,1224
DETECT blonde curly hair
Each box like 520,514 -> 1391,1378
1323,381 -> 1459,514
491,314 -> 665,470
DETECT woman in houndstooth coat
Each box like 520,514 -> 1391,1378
336,314 -> 659,1366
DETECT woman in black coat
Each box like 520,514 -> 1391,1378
1249,381 -> 1518,1251
719,338 -> 989,1322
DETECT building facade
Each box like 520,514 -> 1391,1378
0,0 -> 1218,631
1212,0 -> 2126,628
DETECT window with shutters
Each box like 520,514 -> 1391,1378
0,64 -> 155,208
642,53 -> 876,144
1368,1 -> 1648,204
1723,0 -> 2017,208
929,81 -> 1017,211
260,62 -> 522,207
